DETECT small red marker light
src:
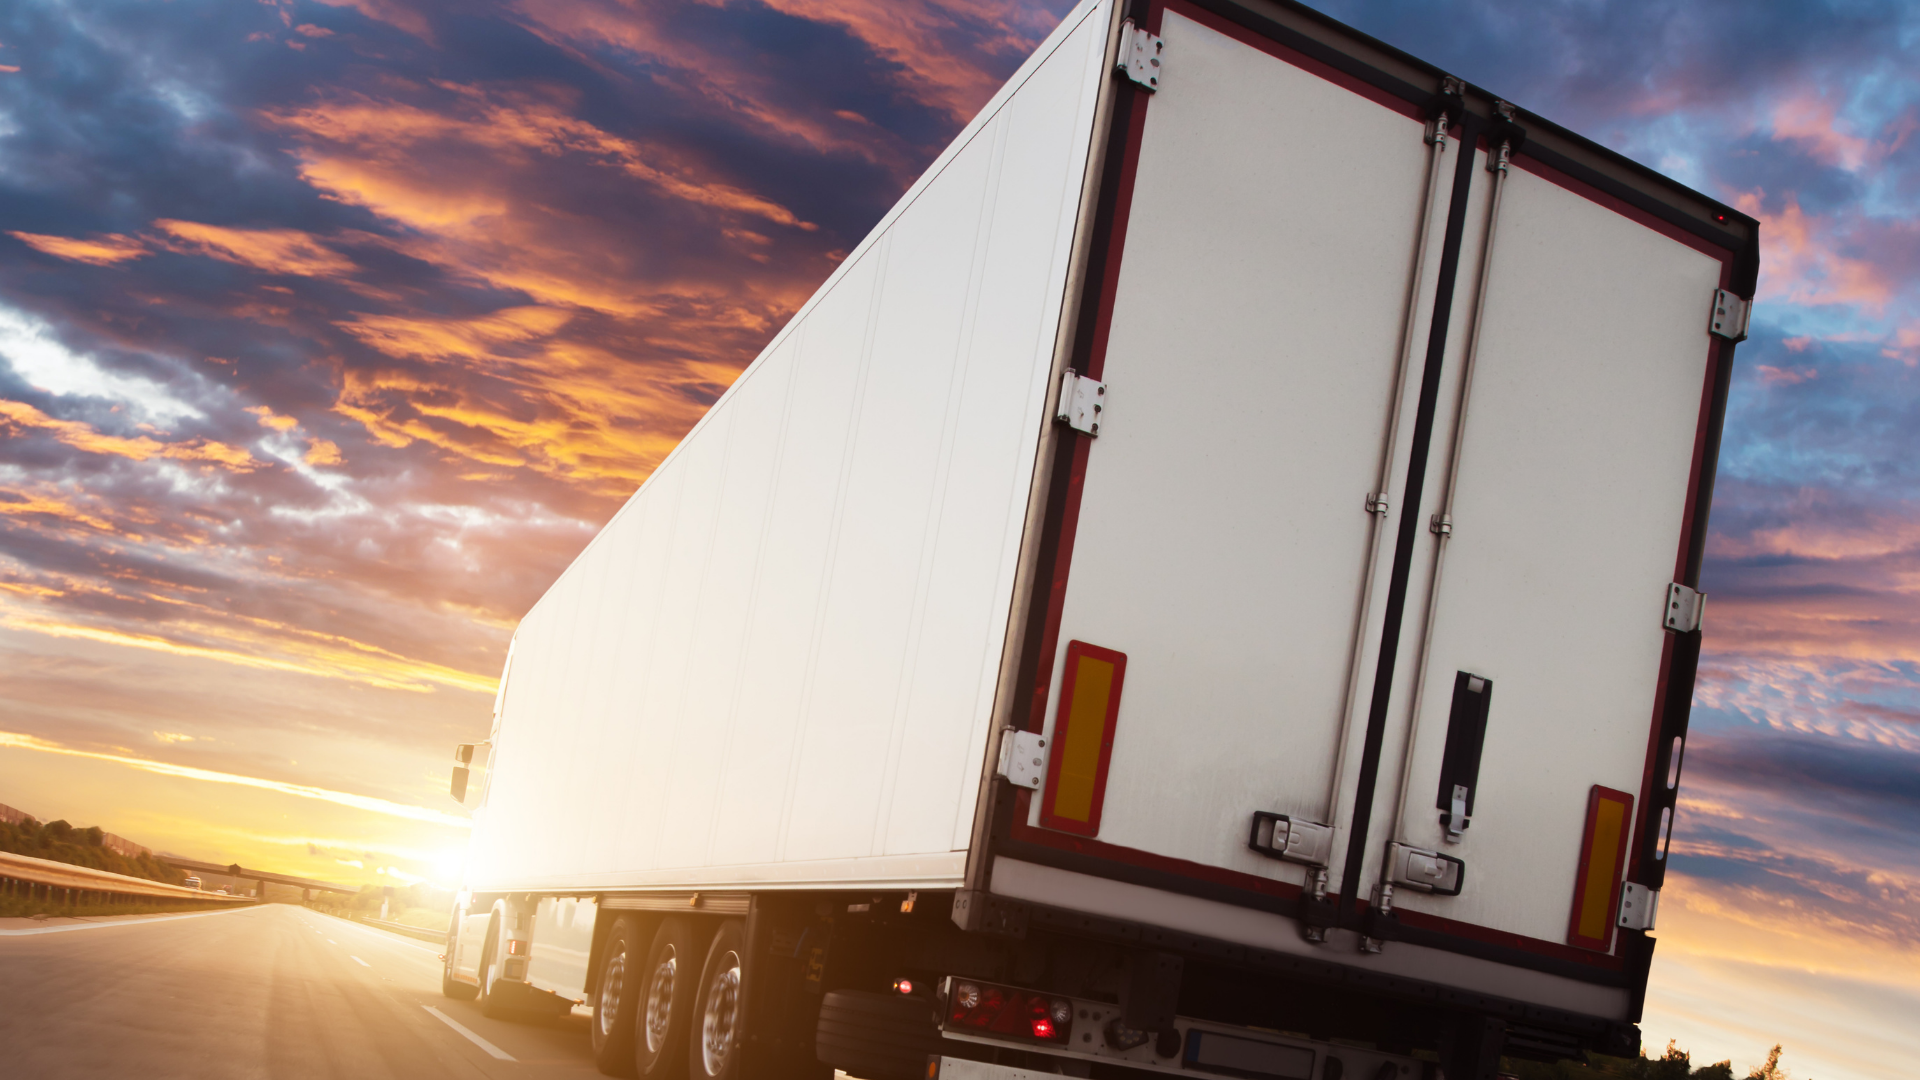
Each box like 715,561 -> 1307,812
1032,1018 -> 1054,1039
893,978 -> 914,995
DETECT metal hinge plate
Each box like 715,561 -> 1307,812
997,729 -> 1048,790
1384,842 -> 1464,896
1709,289 -> 1751,342
1664,582 -> 1704,633
1055,368 -> 1106,437
1617,881 -> 1659,931
1247,812 -> 1334,867
1117,20 -> 1163,91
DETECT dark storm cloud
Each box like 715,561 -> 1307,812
1686,732 -> 1920,824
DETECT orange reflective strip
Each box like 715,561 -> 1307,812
1567,785 -> 1635,952
1038,640 -> 1128,837
1051,654 -> 1113,822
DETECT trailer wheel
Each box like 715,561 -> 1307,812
441,925 -> 478,1000
474,914 -> 507,1017
686,920 -> 747,1080
814,989 -> 943,1080
634,917 -> 698,1077
590,916 -> 643,1076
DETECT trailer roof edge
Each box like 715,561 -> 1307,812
1199,0 -> 1760,294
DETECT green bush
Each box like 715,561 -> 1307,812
0,817 -> 186,885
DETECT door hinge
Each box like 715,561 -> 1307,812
1616,881 -> 1659,931
1055,368 -> 1106,437
1247,811 -> 1334,867
1709,288 -> 1751,342
1384,842 -> 1464,896
996,729 -> 1048,790
1117,19 -> 1163,91
1663,582 -> 1704,634
1366,493 -> 1390,515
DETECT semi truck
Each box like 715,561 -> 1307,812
439,1 -> 1759,1078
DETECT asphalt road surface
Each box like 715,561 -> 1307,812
0,904 -> 611,1079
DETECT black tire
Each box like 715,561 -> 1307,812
815,989 -> 942,1080
592,916 -> 644,1076
442,923 -> 478,1000
475,915 -> 510,1018
687,920 -> 747,1080
634,917 -> 700,1077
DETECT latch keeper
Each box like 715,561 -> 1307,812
1385,842 -> 1464,896
1248,811 -> 1334,867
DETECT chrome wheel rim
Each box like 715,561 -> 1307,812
644,948 -> 676,1053
597,947 -> 626,1039
699,951 -> 742,1076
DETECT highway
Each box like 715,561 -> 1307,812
0,904 -> 605,1079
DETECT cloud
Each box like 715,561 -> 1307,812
0,602 -> 499,695
7,230 -> 148,266
0,729 -> 470,827
0,304 -> 203,425
0,398 -> 259,470
151,219 -> 356,277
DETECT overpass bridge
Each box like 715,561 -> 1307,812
159,857 -> 357,901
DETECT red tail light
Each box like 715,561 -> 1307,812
944,978 -> 1072,1045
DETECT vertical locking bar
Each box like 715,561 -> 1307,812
1385,103 -> 1521,859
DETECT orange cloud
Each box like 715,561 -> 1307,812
0,486 -> 118,533
1755,364 -> 1817,386
1733,191 -> 1893,312
246,405 -> 301,431
152,219 -> 356,277
0,601 -> 498,696
311,0 -> 433,41
1770,91 -> 1878,171
0,399 -> 260,470
7,230 -> 148,266
337,305 -> 573,360
266,89 -> 815,231
304,438 -> 344,466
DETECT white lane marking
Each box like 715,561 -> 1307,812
0,907 -> 250,937
328,938 -> 338,944
351,955 -> 371,967
423,1006 -> 515,1061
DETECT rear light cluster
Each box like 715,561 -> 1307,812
944,978 -> 1073,1045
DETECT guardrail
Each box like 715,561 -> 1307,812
0,850 -> 255,907
355,915 -> 448,944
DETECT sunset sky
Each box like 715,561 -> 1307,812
0,0 -> 1915,1076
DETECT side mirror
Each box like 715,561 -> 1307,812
450,766 -> 469,802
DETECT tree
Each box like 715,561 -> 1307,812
1745,1045 -> 1786,1080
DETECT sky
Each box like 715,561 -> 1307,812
0,0 -> 1914,1076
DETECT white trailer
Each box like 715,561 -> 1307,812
441,1 -> 1758,1078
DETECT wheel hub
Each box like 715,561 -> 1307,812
644,949 -> 677,1053
699,951 -> 742,1076
598,950 -> 625,1038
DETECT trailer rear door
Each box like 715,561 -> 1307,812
1367,149 -> 1731,954
1015,5 -> 1454,896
